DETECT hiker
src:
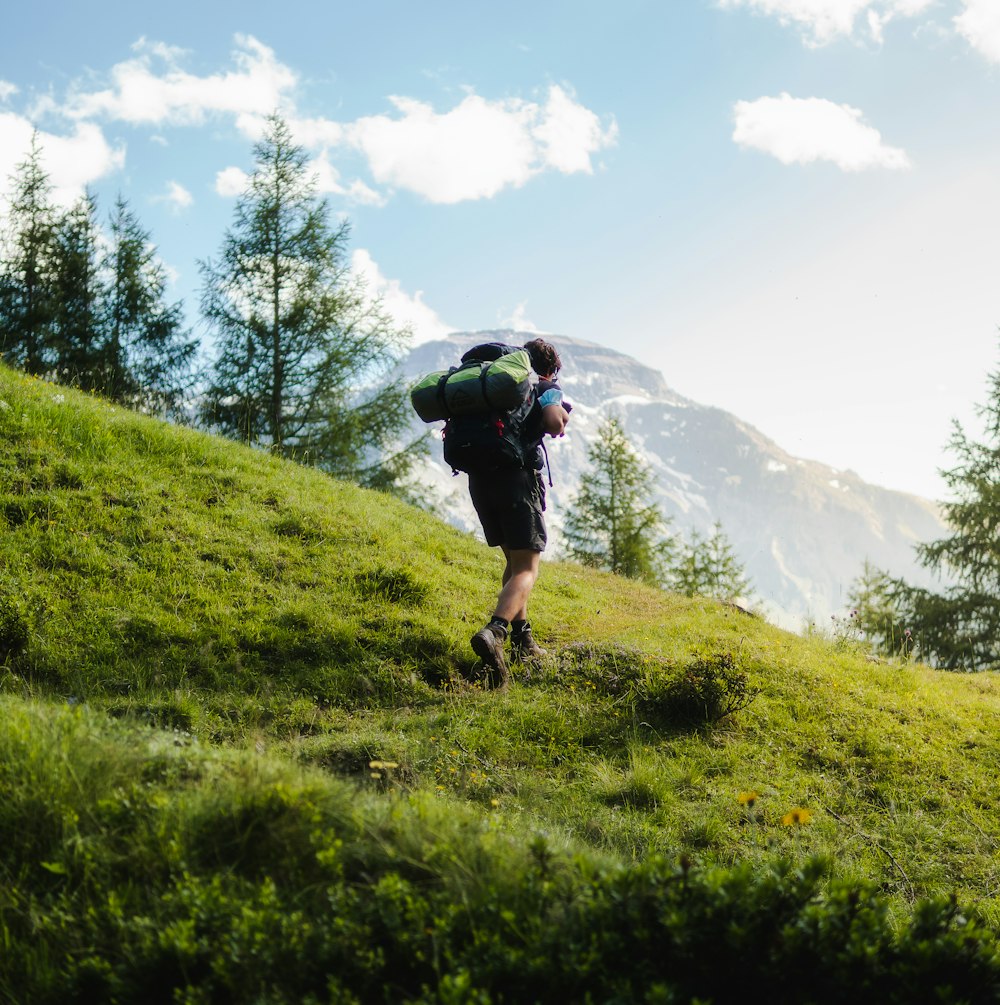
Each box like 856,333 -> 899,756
468,338 -> 570,687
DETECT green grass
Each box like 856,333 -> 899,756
4,365 -> 1000,1000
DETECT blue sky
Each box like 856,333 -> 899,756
4,0 -> 1000,500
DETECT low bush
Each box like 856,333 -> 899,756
654,650 -> 759,725
0,592 -> 29,666
556,642 -> 759,728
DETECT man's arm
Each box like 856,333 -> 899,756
541,402 -> 570,437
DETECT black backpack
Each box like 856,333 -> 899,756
441,343 -> 539,475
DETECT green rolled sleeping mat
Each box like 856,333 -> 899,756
411,349 -> 536,422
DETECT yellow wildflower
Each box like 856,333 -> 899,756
737,791 -> 759,806
781,807 -> 813,827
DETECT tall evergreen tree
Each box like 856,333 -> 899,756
50,192 -> 104,391
562,415 -> 675,584
199,114 -> 411,484
847,561 -> 915,659
0,133 -> 58,374
850,349 -> 1000,669
668,521 -> 752,601
103,196 -> 197,415
1,140 -> 195,411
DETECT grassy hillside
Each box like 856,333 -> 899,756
3,364 -> 1000,1000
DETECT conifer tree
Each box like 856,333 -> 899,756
668,521 -> 752,601
50,192 -> 104,391
103,196 -> 197,415
847,561 -> 915,659
562,415 -> 675,584
0,134 -> 58,374
852,351 -> 1000,669
199,114 -> 411,484
1,140 -> 193,412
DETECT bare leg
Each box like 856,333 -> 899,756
494,547 -> 540,623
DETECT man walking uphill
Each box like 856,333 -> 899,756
468,338 -> 570,688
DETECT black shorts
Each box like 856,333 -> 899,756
468,467 -> 547,552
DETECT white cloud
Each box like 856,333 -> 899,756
955,0 -> 1000,63
64,33 -> 297,127
25,36 -> 613,209
732,93 -> 911,170
287,114 -> 345,148
345,84 -> 616,204
0,81 -> 17,102
499,303 -> 549,334
309,151 -> 386,206
131,37 -> 189,62
215,165 -> 249,197
154,180 -> 193,212
351,249 -> 453,344
0,113 -> 125,209
718,0 -> 934,46
533,85 -> 618,173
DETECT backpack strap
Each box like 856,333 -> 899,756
435,370 -> 452,414
540,439 -> 553,487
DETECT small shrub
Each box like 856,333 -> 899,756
557,643 -> 759,728
0,594 -> 29,665
650,652 -> 759,726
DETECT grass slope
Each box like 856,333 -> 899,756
3,366 -> 1000,998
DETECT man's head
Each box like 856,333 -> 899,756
523,338 -> 562,379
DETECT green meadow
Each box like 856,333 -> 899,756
3,363 -> 1000,1003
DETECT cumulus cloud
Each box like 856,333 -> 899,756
287,115 -> 345,149
345,84 -> 616,204
18,35 -> 613,209
351,249 -> 453,344
215,165 -> 249,197
533,85 -> 618,174
63,34 -> 297,127
732,93 -> 911,171
154,180 -> 193,212
499,303 -> 549,334
955,0 -> 1000,63
0,113 -> 125,209
310,152 -> 386,206
718,0 -> 934,46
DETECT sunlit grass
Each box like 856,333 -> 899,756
4,361 -> 1000,997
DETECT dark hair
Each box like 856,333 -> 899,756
523,338 -> 562,378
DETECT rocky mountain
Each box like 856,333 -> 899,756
402,331 -> 946,629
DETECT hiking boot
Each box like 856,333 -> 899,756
470,623 -> 510,690
511,622 -> 546,663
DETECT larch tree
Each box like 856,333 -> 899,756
0,134 -> 58,375
50,192 -> 104,391
562,415 -> 675,585
102,196 -> 198,415
1,140 -> 194,413
199,114 -> 412,486
851,349 -> 1000,669
668,521 -> 752,602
